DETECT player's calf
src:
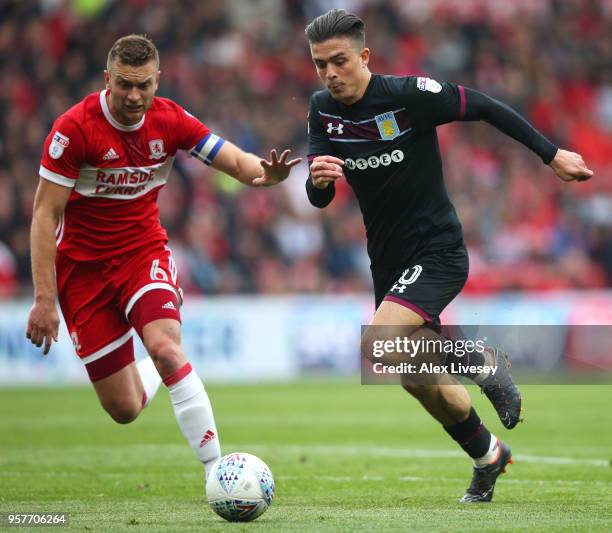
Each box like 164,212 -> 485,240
401,381 -> 471,426
140,318 -> 221,477
101,395 -> 143,424
130,289 -> 185,376
92,361 -> 147,424
89,338 -> 147,424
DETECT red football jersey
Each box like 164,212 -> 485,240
40,90 -> 224,261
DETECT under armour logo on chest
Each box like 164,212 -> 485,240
327,122 -> 344,135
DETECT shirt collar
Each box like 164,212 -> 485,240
99,89 -> 145,132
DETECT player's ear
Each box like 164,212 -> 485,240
155,70 -> 161,90
360,48 -> 370,68
104,70 -> 110,89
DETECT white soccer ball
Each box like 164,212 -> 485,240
206,452 -> 275,522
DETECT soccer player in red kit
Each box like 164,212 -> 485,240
26,35 -> 301,480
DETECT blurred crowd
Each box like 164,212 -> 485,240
1,0 -> 611,298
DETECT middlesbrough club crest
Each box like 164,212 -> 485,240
148,139 -> 167,159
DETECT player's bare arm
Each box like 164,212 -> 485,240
211,141 -> 301,187
26,179 -> 71,354
309,155 -> 345,189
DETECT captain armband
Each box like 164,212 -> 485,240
190,133 -> 226,165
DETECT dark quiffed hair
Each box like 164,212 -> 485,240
305,9 -> 365,47
107,34 -> 159,69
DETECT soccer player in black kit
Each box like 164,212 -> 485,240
305,10 -> 593,503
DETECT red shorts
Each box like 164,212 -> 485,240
56,244 -> 182,379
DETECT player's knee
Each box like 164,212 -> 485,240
146,336 -> 183,370
103,399 -> 142,424
361,327 -> 379,362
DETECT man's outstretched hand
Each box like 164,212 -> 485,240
549,149 -> 593,182
252,149 -> 302,186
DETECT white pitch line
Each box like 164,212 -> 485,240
236,444 -> 610,467
275,475 -> 611,486
1,471 -> 608,486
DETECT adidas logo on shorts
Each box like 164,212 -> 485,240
162,301 -> 176,310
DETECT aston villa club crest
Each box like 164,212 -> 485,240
148,139 -> 167,159
375,112 -> 400,140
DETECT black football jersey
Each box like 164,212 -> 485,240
308,74 -> 466,277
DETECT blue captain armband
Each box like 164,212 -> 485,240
190,133 -> 225,165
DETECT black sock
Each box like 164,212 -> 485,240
443,407 -> 491,459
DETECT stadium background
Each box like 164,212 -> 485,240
0,0 -> 610,383
1,1 -> 611,530
1,0 -> 611,299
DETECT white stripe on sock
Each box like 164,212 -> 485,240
474,434 -> 500,468
136,356 -> 161,407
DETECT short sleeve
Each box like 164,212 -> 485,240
402,76 -> 465,128
177,107 -> 227,166
177,107 -> 211,151
307,95 -> 334,158
39,116 -> 87,187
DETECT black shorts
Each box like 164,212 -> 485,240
373,245 -> 469,325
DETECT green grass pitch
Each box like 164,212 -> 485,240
1,382 -> 611,531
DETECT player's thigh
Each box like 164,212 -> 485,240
371,251 -> 471,402
56,252 -> 139,382
128,286 -> 186,376
119,244 -> 184,345
361,300 -> 424,370
365,268 -> 429,354
371,299 -> 426,326
116,245 -> 187,374
119,244 -> 183,319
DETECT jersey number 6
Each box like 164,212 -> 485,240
149,256 -> 178,285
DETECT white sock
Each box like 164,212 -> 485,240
474,434 -> 500,468
136,356 -> 162,407
165,363 -> 221,477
